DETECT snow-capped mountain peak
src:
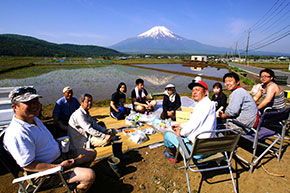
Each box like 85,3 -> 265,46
137,26 -> 182,40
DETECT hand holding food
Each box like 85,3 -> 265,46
73,154 -> 85,161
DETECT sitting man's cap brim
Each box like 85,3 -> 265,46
13,93 -> 42,103
188,80 -> 208,90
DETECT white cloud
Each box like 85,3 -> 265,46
227,18 -> 249,36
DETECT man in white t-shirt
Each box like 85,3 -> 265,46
163,78 -> 217,162
3,86 -> 96,192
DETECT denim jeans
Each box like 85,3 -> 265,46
163,131 -> 207,160
164,131 -> 192,151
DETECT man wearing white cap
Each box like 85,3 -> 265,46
160,84 -> 181,121
3,86 -> 96,192
163,78 -> 217,162
53,86 -> 80,134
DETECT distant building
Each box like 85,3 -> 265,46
190,66 -> 205,71
191,55 -> 207,62
278,56 -> 289,61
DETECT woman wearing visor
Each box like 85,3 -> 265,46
160,84 -> 181,121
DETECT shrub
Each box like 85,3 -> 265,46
241,77 -> 254,86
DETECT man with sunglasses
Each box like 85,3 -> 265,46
3,87 -> 96,192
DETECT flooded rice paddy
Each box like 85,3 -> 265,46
133,63 -> 228,77
0,64 -> 228,105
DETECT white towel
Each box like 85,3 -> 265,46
135,87 -> 146,100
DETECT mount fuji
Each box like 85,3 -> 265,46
110,26 -> 227,54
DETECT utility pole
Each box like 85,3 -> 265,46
245,30 -> 250,66
235,42 -> 238,57
235,42 -> 239,62
237,42 -> 241,60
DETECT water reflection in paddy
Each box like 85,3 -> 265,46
0,65 -> 224,105
133,63 -> 228,77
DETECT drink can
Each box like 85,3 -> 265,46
61,137 -> 70,153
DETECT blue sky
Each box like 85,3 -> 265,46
0,0 -> 289,54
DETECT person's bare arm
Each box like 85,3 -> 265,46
110,101 -> 119,112
253,88 -> 262,102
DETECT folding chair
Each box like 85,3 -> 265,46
0,129 -> 71,193
175,127 -> 242,193
228,107 -> 290,173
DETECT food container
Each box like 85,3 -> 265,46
122,128 -> 137,136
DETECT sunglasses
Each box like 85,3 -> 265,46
12,87 -> 37,99
260,75 -> 271,79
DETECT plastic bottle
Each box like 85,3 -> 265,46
135,113 -> 140,121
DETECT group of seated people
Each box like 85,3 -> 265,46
163,68 -> 286,162
2,68 -> 286,191
53,78 -> 159,150
1,78 -> 159,192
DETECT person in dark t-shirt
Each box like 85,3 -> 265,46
110,82 -> 131,120
211,82 -> 227,111
131,79 -> 157,113
211,82 -> 227,124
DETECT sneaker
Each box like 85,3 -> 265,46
163,150 -> 176,163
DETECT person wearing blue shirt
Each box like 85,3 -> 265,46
53,87 -> 80,134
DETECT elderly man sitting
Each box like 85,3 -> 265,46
3,87 -> 96,192
53,86 -> 80,134
68,93 -> 112,153
163,78 -> 217,162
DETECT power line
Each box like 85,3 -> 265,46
258,8 -> 290,34
251,0 -> 287,31
250,30 -> 290,51
250,24 -> 290,48
237,0 -> 290,52
249,0 -> 281,30
253,0 -> 290,33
